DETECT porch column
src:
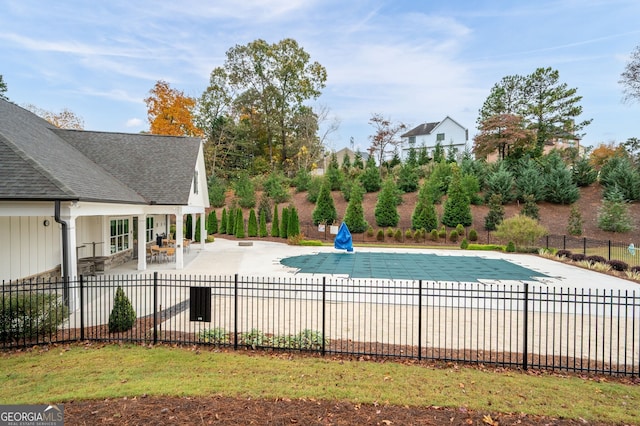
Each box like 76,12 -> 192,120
137,215 -> 147,271
62,214 -> 80,311
175,212 -> 184,270
190,213 -> 196,242
200,212 -> 206,249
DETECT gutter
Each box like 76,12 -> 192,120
54,200 -> 70,280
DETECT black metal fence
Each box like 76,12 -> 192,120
298,225 -> 640,267
2,274 -> 639,377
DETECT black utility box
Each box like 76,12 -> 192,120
189,287 -> 211,322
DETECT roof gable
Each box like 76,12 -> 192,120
0,99 -> 201,205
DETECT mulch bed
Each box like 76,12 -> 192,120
62,394 -> 596,425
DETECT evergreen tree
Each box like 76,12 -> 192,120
258,209 -> 268,237
417,143 -> 430,165
432,141 -> 445,163
567,205 -> 583,236
207,210 -> 218,234
108,287 -> 136,333
247,209 -> 258,237
185,214 -> 193,239
442,166 -> 473,227
220,208 -> 227,234
292,167 -> 312,192
257,193 -> 272,223
343,181 -> 368,233
326,152 -> 343,191
271,205 -> 280,237
234,172 -> 256,208
341,153 -> 352,172
360,155 -> 382,192
312,178 -> 338,225
597,187 -> 634,233
484,193 -> 504,231
412,179 -> 438,231
195,216 -> 202,242
484,163 -> 515,204
520,194 -> 540,220
515,159 -> 546,201
227,207 -> 236,235
280,206 -> 290,238
374,177 -> 400,227
571,156 -> 597,187
235,209 -> 245,238
287,206 -> 300,237
397,161 -> 419,193
353,150 -> 364,169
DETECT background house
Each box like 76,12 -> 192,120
0,99 -> 209,302
400,116 -> 468,160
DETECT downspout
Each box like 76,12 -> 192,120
54,200 -> 70,304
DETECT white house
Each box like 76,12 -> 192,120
400,116 -> 468,159
0,99 -> 210,298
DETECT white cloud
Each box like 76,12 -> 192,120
125,118 -> 143,128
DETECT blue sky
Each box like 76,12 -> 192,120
1,0 -> 639,152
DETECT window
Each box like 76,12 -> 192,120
193,169 -> 199,194
110,218 -> 130,254
146,217 -> 154,243
436,133 -> 445,142
408,136 -> 416,145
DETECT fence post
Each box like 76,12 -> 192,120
418,280 -> 422,361
322,276 -> 326,357
563,235 -> 566,250
234,273 -> 238,351
79,275 -> 84,341
522,282 -> 529,371
583,237 -> 586,256
546,235 -> 549,249
608,240 -> 612,261
153,272 -> 158,345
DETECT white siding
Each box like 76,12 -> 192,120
1,216 -> 61,282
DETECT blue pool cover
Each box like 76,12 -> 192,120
280,252 -> 548,282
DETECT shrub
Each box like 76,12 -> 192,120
597,187 -> 634,233
207,175 -> 227,208
257,193 -> 272,223
258,210 -> 268,237
607,260 -> 629,271
404,229 -> 413,240
430,229 -> 439,241
484,193 -> 504,231
412,180 -> 438,231
234,172 -> 256,208
239,328 -> 266,349
449,230 -> 459,243
290,329 -> 327,350
198,327 -> 230,345
494,214 -> 548,249
271,205 -> 280,237
468,229 -> 478,242
467,244 -> 505,251
0,293 -> 68,342
630,265 -> 640,274
360,156 -> 382,192
455,224 -> 465,238
219,208 -> 227,234
263,171 -> 290,203
386,227 -> 395,237
306,177 -> 323,203
108,287 -> 136,333
235,209 -> 245,238
556,250 -> 572,259
520,194 -> 540,220
438,226 -> 447,239
207,210 -> 218,234
292,168 -> 312,192
287,206 -> 300,238
506,241 -> 516,252
366,226 -> 374,237
343,181 -> 368,233
570,253 -> 586,262
586,255 -> 607,264
376,229 -> 384,241
460,238 -> 469,249
394,229 -> 403,242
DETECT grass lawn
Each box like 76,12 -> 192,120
1,343 -> 639,424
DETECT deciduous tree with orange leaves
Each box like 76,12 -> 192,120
145,80 -> 202,137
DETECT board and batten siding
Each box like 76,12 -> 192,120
1,216 -> 61,282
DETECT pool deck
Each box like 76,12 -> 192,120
108,237 -> 640,291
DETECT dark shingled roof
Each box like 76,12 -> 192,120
0,99 -> 201,205
401,122 -> 439,138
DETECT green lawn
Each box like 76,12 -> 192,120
1,344 -> 639,424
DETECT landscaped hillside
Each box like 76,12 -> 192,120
218,182 -> 640,245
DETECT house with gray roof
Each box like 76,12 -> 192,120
0,99 -> 209,304
400,116 -> 468,160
